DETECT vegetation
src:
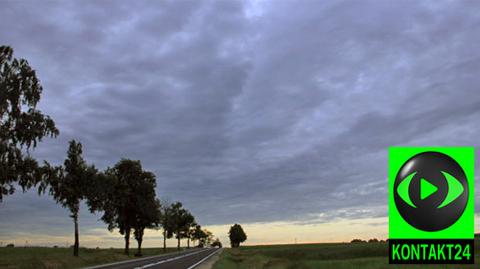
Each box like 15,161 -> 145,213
229,223 -> 247,248
211,238 -> 222,248
170,202 -> 195,250
159,202 -> 175,252
45,140 -> 97,257
212,242 -> 480,269
0,247 -> 180,269
0,45 -> 59,201
89,159 -> 158,256
0,45 -> 216,259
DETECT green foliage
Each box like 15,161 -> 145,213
0,45 -> 58,201
158,202 -> 175,251
49,141 -> 97,214
133,198 -> 161,256
229,223 -> 247,248
47,140 -> 97,256
170,202 -> 195,249
92,159 -> 158,255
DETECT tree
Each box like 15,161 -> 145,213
199,229 -> 213,247
229,224 -> 247,248
0,45 -> 58,201
211,238 -> 222,248
133,198 -> 161,256
185,221 -> 197,249
159,202 -> 175,252
47,140 -> 97,256
93,159 -> 157,256
191,224 -> 204,247
170,202 -> 195,250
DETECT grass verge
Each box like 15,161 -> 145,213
0,247 -> 180,269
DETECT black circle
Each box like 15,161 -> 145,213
394,151 -> 468,231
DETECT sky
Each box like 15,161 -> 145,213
1,0 -> 480,248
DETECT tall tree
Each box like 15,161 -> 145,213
159,202 -> 175,252
48,140 -> 97,256
229,224 -> 247,248
170,202 -> 195,250
185,221 -> 197,249
0,45 -> 58,201
94,159 -> 157,256
133,197 -> 160,256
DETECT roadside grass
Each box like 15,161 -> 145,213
212,242 -> 480,269
0,247 -> 181,269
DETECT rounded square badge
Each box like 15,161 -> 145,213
389,147 -> 475,264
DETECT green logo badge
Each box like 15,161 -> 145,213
389,147 -> 474,264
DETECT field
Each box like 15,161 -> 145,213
212,242 -> 480,269
0,247 -> 179,269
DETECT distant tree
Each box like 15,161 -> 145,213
6,243 -> 14,248
92,159 -> 158,256
368,238 -> 379,243
200,229 -> 213,247
0,45 -> 58,201
228,224 -> 247,248
159,202 -> 175,252
211,238 -> 222,248
47,140 -> 97,257
350,239 -> 366,243
191,224 -> 204,247
170,202 -> 195,250
185,221 -> 197,249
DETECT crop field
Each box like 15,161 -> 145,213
212,242 -> 480,269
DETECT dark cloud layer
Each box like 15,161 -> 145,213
2,0 -> 480,238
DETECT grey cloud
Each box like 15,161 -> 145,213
1,0 -> 480,242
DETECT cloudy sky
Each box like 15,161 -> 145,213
1,0 -> 480,247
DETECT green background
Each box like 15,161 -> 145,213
389,147 -> 474,239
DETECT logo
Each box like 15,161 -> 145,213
394,151 -> 468,231
389,147 -> 474,264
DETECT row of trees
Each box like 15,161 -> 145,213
0,45 -> 217,257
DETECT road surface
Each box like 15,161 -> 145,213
85,248 -> 220,269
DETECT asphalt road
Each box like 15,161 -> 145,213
86,248 -> 220,269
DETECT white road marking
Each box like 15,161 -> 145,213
82,250 -> 196,269
186,248 -> 221,269
134,248 -> 212,269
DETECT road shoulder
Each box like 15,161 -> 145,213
194,248 -> 223,269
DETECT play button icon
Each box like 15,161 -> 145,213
393,151 -> 469,231
420,178 -> 438,200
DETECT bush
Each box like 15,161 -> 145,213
6,243 -> 14,248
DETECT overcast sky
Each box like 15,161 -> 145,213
1,0 -> 480,247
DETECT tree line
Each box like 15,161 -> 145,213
0,45 -> 220,257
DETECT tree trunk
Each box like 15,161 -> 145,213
177,235 -> 180,250
136,237 -> 143,257
73,214 -> 79,257
187,237 -> 190,249
163,230 -> 167,252
124,228 -> 130,255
